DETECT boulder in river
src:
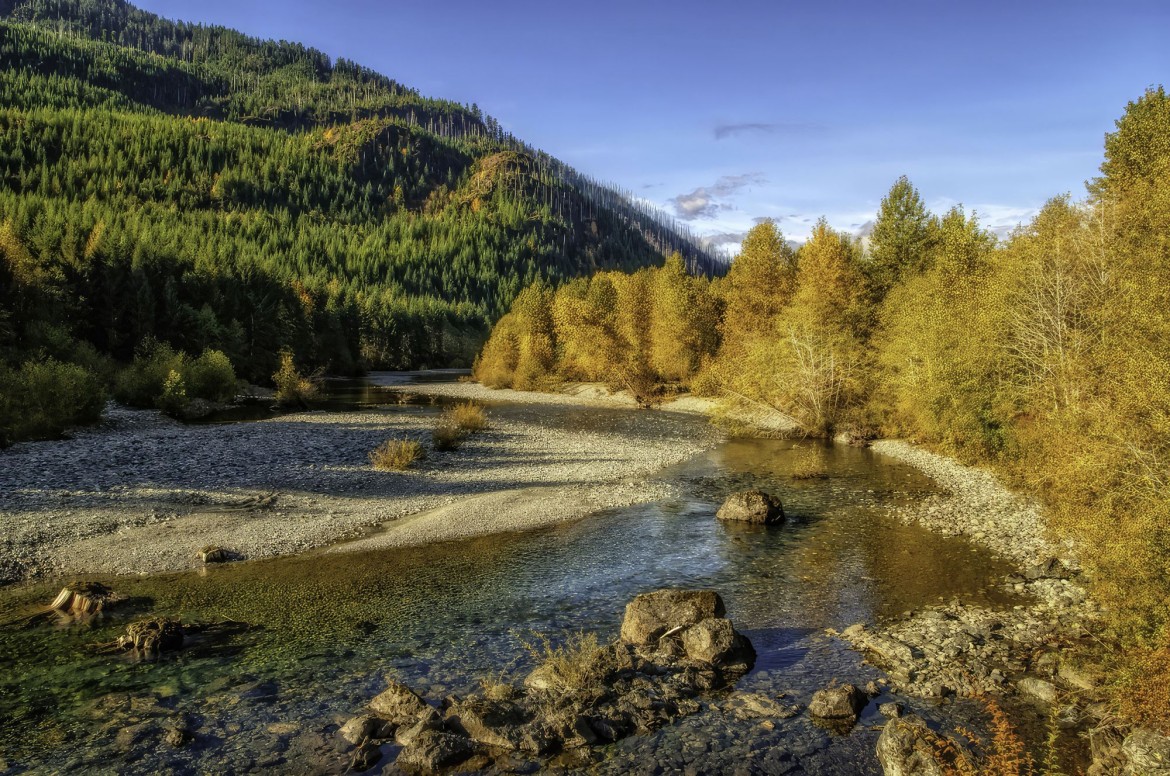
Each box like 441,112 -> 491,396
369,678 -> 430,725
808,683 -> 866,720
619,589 -> 725,646
716,490 -> 784,525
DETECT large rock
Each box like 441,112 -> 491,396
445,697 -> 529,750
397,729 -> 475,772
876,715 -> 949,776
1123,728 -> 1170,775
716,490 -> 784,525
620,589 -> 725,646
369,679 -> 429,724
680,617 -> 753,666
808,684 -> 866,720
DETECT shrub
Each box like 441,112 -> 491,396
0,358 -> 106,446
432,422 -> 465,451
114,340 -> 184,407
369,438 -> 425,471
446,401 -> 488,432
273,351 -> 318,406
157,369 -> 188,416
186,349 -> 238,403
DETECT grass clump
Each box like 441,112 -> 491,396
369,438 -> 425,471
521,631 -> 604,693
447,401 -> 489,432
432,422 -> 465,451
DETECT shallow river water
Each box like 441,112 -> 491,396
0,384 -> 1022,774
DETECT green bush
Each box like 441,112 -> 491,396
0,358 -> 106,446
186,349 -> 238,403
114,340 -> 238,411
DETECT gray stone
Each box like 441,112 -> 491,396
1123,728 -> 1170,775
680,618 -> 739,664
620,589 -> 725,646
369,679 -> 429,724
1017,677 -> 1058,705
716,490 -> 784,525
876,715 -> 949,776
397,729 -> 475,772
339,714 -> 387,745
808,684 -> 866,720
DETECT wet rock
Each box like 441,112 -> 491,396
350,740 -> 382,772
163,727 -> 193,748
397,729 -> 474,772
1016,677 -> 1058,705
716,490 -> 784,525
445,697 -> 530,750
680,617 -> 751,665
876,715 -> 952,776
116,618 -> 184,656
115,720 -> 160,751
340,714 -> 390,745
808,683 -> 866,720
369,679 -> 430,725
878,702 -> 903,719
1123,728 -> 1170,775
620,589 -> 725,646
396,708 -> 445,748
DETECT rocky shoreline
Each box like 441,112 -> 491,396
856,441 -> 1160,775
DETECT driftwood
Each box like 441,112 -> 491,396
201,492 -> 278,513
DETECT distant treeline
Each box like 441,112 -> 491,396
0,0 -> 723,445
477,88 -> 1170,730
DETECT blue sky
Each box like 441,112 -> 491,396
137,0 -> 1169,247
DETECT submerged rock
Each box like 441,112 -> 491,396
716,490 -> 784,525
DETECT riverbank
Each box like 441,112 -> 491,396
0,391 -> 719,585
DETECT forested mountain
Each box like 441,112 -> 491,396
0,0 -> 718,391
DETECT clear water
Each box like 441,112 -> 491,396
0,388 -> 1022,775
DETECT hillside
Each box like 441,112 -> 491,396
0,0 -> 717,382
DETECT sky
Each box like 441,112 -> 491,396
136,0 -> 1170,249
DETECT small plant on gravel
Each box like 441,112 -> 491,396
432,422 -> 465,451
446,401 -> 489,432
369,439 -> 425,471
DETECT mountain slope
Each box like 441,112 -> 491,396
0,0 -> 716,376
